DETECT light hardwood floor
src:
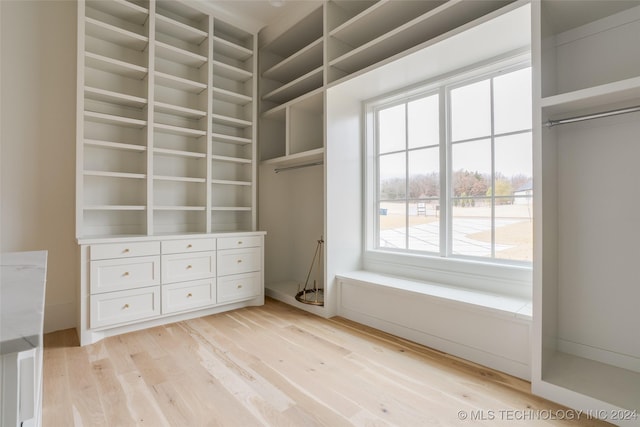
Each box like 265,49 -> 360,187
43,298 -> 610,426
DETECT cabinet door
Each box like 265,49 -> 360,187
90,256 -> 160,294
217,272 -> 261,303
161,251 -> 216,284
162,279 -> 216,314
90,286 -> 161,328
217,247 -> 261,276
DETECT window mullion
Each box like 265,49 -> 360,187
490,78 -> 496,258
404,102 -> 410,250
440,86 -> 449,257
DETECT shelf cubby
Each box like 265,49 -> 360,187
155,71 -> 207,93
85,51 -> 148,80
86,0 -> 148,24
155,13 -> 208,45
85,86 -> 147,108
85,17 -> 148,51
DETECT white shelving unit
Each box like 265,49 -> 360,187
532,1 -> 640,423
77,0 -> 258,239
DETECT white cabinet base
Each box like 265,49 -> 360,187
78,232 -> 264,346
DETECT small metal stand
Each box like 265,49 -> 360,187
295,237 -> 324,306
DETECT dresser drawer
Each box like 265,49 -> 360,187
217,247 -> 261,277
217,272 -> 261,304
162,279 -> 216,315
90,286 -> 160,329
217,235 -> 262,250
161,252 -> 216,284
90,256 -> 160,294
90,241 -> 160,260
161,238 -> 216,255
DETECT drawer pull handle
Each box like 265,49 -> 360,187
123,304 -> 130,309
237,284 -> 243,289
187,265 -> 193,269
237,259 -> 242,263
187,293 -> 193,298
123,271 -> 130,277
187,244 -> 193,248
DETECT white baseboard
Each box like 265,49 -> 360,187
557,338 -> 640,373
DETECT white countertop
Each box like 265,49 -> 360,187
0,251 -> 47,354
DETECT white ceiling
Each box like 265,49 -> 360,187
201,0 -> 316,33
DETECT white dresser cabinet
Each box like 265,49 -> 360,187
79,232 -> 264,345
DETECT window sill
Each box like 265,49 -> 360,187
336,270 -> 532,321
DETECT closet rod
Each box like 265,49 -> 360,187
545,105 -> 640,128
274,161 -> 323,173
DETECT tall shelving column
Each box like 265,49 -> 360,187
532,1 -> 640,423
78,0 -> 151,238
152,0 -> 210,235
210,19 -> 256,232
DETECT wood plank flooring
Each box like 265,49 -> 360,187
42,298 -> 611,426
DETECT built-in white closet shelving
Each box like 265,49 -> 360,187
76,0 -> 265,348
532,1 -> 640,423
257,0 -> 517,317
77,0 -> 258,238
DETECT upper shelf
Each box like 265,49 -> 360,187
329,0 -> 446,48
213,36 -> 252,61
263,38 -> 323,82
262,67 -> 323,104
85,17 -> 149,51
86,0 -> 149,26
329,0 -> 512,76
541,76 -> 640,117
155,41 -> 207,68
85,52 -> 148,80
156,13 -> 208,45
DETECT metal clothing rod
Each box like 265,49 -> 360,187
545,105 -> 640,128
274,161 -> 323,173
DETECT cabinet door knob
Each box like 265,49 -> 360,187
123,271 -> 130,277
238,241 -> 243,245
123,304 -> 130,309
237,284 -> 243,289
123,248 -> 130,253
187,244 -> 193,248
187,293 -> 193,298
237,259 -> 242,263
187,265 -> 193,269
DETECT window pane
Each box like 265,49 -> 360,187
378,104 -> 406,154
408,94 -> 439,149
494,132 -> 533,262
451,198 -> 493,257
451,139 -> 491,198
451,139 -> 492,257
379,201 -> 407,250
450,79 -> 490,141
494,67 -> 532,134
379,152 -> 406,200
408,147 -> 440,252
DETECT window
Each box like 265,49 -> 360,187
368,63 -> 532,265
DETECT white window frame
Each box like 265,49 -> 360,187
363,55 -> 533,295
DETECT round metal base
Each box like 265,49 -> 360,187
295,288 -> 324,306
